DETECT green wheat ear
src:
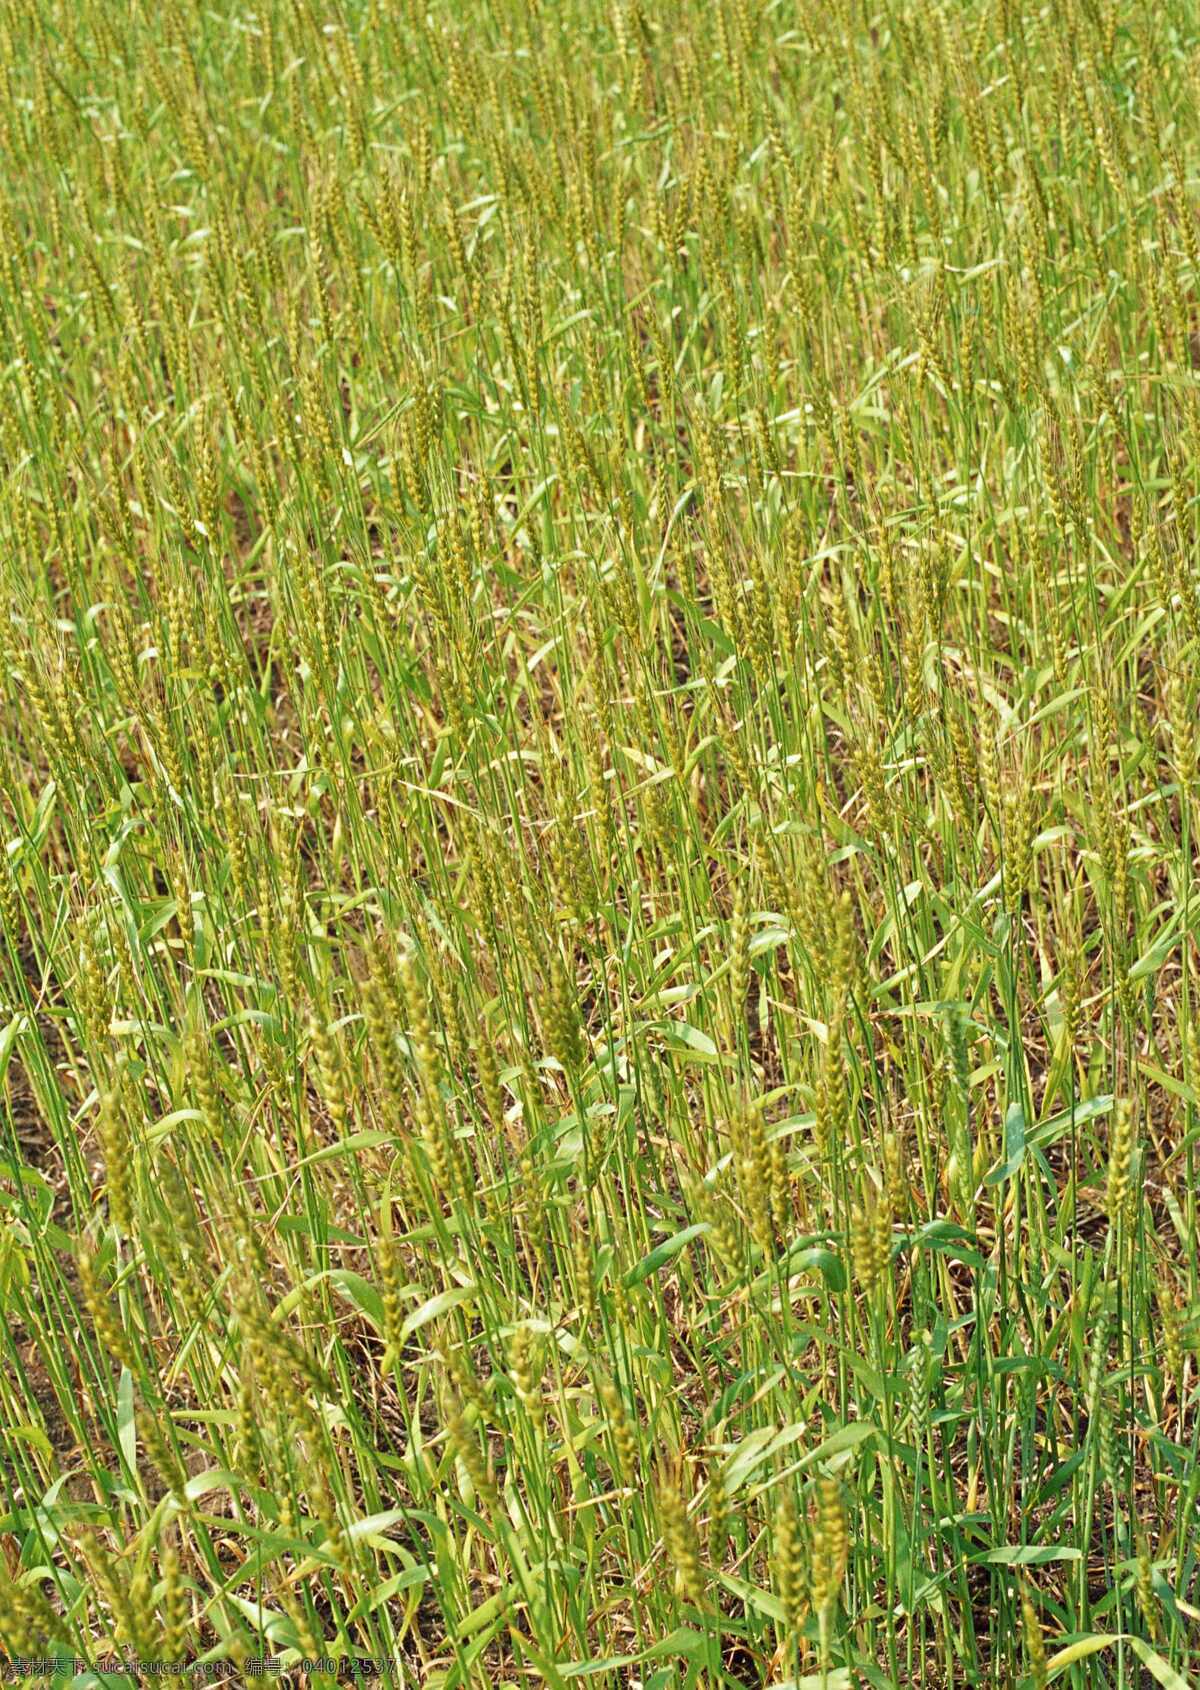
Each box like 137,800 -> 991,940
773,1484 -> 808,1643
849,1180 -> 891,1299
1105,1099 -> 1136,1229
657,1462 -> 704,1606
597,1370 -> 639,1482
1021,1580 -> 1049,1690
810,1474 -> 848,1674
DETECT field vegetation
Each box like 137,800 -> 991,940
1,0 -> 1199,1684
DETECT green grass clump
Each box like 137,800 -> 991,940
2,0 -> 1200,1684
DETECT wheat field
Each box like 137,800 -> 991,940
0,0 -> 1198,1684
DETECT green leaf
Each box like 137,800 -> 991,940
0,1013 -> 27,1080
343,1508 -> 410,1543
901,1219 -> 985,1271
1127,1637 -> 1194,1690
144,1107 -> 207,1145
783,1244 -> 847,1292
325,1269 -> 386,1334
724,1425 -> 801,1492
456,1585 -> 513,1637
1046,1634 -> 1114,1678
294,1129 -> 394,1168
184,1468 -> 246,1503
7,1423 -> 53,1462
716,1569 -> 788,1622
985,1101 -> 1026,1185
767,1675 -> 852,1690
1128,927 -> 1182,982
344,1562 -> 431,1623
226,1596 -> 299,1646
560,1657 -> 642,1680
624,1223 -> 708,1285
31,781 -> 58,846
1030,1094 -> 1113,1151
976,1545 -> 1082,1566
660,1021 -> 722,1062
800,1420 -> 877,1470
400,1284 -> 475,1341
116,1367 -> 137,1479
643,1627 -> 710,1660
